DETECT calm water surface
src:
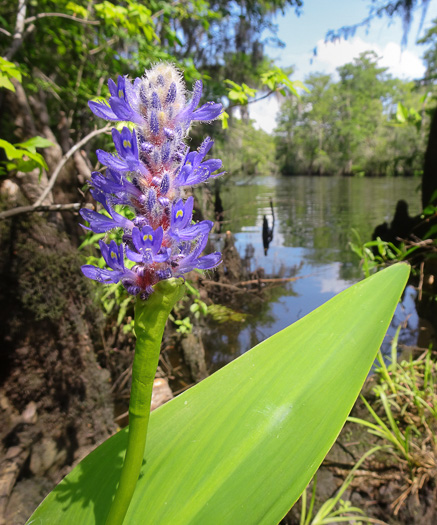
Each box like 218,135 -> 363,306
207,176 -> 421,370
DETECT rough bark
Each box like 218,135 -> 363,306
422,107 -> 437,209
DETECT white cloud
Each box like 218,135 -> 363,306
249,95 -> 280,134
316,263 -> 351,294
312,37 -> 425,80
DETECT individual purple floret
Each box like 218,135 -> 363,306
81,63 -> 224,299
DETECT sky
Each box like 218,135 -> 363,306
250,0 -> 437,133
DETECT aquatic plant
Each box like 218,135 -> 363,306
28,64 -> 410,525
78,63 -> 225,524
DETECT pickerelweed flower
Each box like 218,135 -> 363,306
81,63 -> 224,299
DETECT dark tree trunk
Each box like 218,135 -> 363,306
422,107 -> 437,209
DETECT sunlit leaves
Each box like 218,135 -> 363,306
260,66 -> 309,95
65,1 -> 89,19
225,79 -> 257,104
0,57 -> 22,92
0,137 -> 54,175
94,1 -> 157,40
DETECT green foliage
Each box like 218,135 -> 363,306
213,118 -> 277,176
418,16 -> 437,83
260,66 -> 309,96
172,316 -> 193,335
225,68 -> 307,105
207,303 -> 246,324
396,101 -> 422,128
0,56 -> 22,91
225,79 -> 257,105
170,280 -> 246,333
348,328 -> 437,509
29,263 -> 409,524
275,52 -> 429,176
299,447 -> 383,525
0,136 -> 54,176
349,229 -> 406,277
222,68 -> 307,128
0,0 -> 305,187
93,1 -> 157,40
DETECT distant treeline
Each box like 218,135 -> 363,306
274,51 -> 430,177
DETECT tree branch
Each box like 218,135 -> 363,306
0,202 -> 88,221
226,89 -> 276,112
34,125 -> 110,207
0,125 -> 110,221
24,12 -> 100,26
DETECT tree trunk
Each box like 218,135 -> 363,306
422,107 -> 437,209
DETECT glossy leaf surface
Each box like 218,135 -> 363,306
28,263 -> 409,525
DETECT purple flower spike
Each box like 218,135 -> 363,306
81,63 -> 224,298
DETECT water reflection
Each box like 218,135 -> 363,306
207,176 -> 422,371
262,200 -> 275,255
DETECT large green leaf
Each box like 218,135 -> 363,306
28,263 -> 409,525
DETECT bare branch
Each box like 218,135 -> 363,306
89,36 -> 119,55
34,125 -> 110,207
24,12 -> 99,26
0,28 -> 12,37
0,202 -> 87,221
226,89 -> 276,112
0,125 -> 110,221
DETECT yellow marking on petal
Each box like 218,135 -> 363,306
110,251 -> 117,258
176,210 -> 183,218
123,140 -> 131,148
118,90 -> 124,98
148,234 -> 153,241
158,111 -> 166,126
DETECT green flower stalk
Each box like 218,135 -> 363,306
106,279 -> 185,525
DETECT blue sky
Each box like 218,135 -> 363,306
250,0 -> 437,132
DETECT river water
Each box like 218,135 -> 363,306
206,175 -> 422,371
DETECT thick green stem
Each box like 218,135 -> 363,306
105,278 -> 185,525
